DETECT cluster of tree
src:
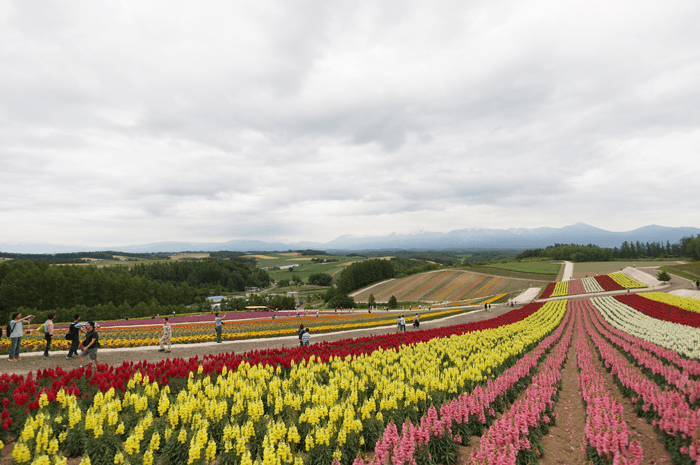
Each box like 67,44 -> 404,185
128,258 -> 270,291
322,286 -> 356,309
517,235 -> 700,262
0,251 -> 171,264
516,244 -> 613,262
0,259 -> 271,322
293,249 -> 329,256
308,273 -> 333,286
336,259 -> 396,294
310,258 -> 338,264
613,236 -> 700,260
0,261 -> 199,322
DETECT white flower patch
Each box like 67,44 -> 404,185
591,296 -> 700,360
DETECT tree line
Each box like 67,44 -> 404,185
516,235 -> 700,262
0,258 -> 270,323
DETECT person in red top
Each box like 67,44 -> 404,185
158,317 -> 172,353
43,313 -> 55,357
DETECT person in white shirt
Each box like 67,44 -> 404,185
158,317 -> 172,353
43,313 -> 55,357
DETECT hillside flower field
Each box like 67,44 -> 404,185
1,293 -> 700,464
538,272 -> 645,298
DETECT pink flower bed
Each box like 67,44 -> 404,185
572,299 -> 643,464
584,304 -> 700,464
567,279 -> 585,295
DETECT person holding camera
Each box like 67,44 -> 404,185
78,321 -> 100,368
8,312 -> 34,361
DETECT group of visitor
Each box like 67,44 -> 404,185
7,312 -> 100,368
396,314 -> 421,332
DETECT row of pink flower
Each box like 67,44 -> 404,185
572,300 -> 643,464
568,279 -> 585,295
466,307 -> 575,464
592,300 -> 700,377
589,300 -> 700,404
583,304 -> 700,463
353,305 -> 574,465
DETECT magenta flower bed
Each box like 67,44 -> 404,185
52,310 -> 354,328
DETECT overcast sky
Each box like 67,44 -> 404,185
1,1 -> 699,248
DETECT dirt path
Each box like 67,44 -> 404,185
562,261 -> 574,281
1,305 -> 517,377
539,327 -> 587,465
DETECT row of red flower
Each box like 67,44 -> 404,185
614,294 -> 700,328
0,303 -> 544,440
584,301 -> 700,464
539,275 -> 624,299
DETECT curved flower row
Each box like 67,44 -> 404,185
582,277 -> 604,293
588,300 -> 700,403
608,273 -> 645,289
583,307 -> 700,465
568,279 -> 585,295
591,298 -> 700,377
551,281 -> 569,297
594,275 -> 625,292
572,300 -> 643,465
615,294 -> 700,328
7,303 -> 568,464
467,305 -> 574,464
640,292 -> 700,314
539,283 -> 556,299
359,301 -> 572,465
592,296 -> 700,359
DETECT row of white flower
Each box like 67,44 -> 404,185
590,296 -> 700,359
581,277 -> 604,293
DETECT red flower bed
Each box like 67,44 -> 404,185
539,283 -> 556,299
614,294 -> 700,328
594,275 -> 624,291
0,302 -> 545,439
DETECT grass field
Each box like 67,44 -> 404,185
352,270 -> 543,303
484,262 -> 561,275
256,253 -> 363,283
457,265 -> 556,281
661,262 -> 700,281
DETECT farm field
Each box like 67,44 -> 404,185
3,292 -> 699,464
483,261 -> 561,275
663,261 -> 700,281
572,260 -> 681,278
456,265 -> 557,281
351,269 -> 547,303
256,253 -> 363,283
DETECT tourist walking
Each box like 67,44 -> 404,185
399,315 -> 406,332
78,321 -> 100,368
302,328 -> 311,346
8,312 -> 34,361
43,313 -> 55,357
158,317 -> 172,353
66,314 -> 81,359
298,324 -> 305,347
413,314 -> 420,329
214,313 -> 225,343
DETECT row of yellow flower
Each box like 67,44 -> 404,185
608,272 -> 645,289
640,292 -> 700,313
551,281 -> 569,297
13,300 -> 567,465
482,293 -> 508,304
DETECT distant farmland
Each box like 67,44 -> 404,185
351,270 -> 547,303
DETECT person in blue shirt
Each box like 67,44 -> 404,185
214,313 -> 226,343
8,312 -> 34,361
302,328 -> 311,346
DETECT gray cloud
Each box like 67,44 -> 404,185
1,0 -> 699,247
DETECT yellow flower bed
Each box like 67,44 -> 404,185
608,272 -> 645,289
640,292 -> 700,313
482,294 -> 508,304
13,301 -> 567,465
551,281 -> 569,297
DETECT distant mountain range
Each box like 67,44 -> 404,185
2,223 -> 699,255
